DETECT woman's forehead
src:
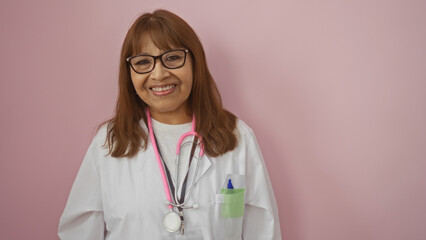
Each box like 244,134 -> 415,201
133,33 -> 180,55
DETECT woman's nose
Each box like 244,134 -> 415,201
150,59 -> 170,80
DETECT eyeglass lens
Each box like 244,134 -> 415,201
129,50 -> 186,73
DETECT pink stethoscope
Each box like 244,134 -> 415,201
146,109 -> 204,233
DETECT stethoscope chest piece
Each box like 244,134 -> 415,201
163,211 -> 181,232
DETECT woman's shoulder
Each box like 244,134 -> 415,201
95,123 -> 109,141
235,118 -> 257,141
87,123 -> 109,151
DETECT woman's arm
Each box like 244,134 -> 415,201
242,131 -> 282,240
58,135 -> 106,240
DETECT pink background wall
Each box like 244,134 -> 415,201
1,0 -> 425,239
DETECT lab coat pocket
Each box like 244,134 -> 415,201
212,193 -> 244,240
220,188 -> 245,218
210,174 -> 246,240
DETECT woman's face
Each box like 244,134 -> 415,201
130,37 -> 193,124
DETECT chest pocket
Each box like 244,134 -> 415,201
210,174 -> 245,240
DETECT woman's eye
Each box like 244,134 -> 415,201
134,59 -> 151,66
165,55 -> 182,62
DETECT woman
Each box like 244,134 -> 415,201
58,9 -> 282,240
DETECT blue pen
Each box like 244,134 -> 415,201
227,179 -> 234,189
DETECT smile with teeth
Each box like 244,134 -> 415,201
151,84 -> 176,92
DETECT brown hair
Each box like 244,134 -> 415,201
102,9 -> 237,158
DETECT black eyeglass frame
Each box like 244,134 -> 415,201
126,49 -> 189,74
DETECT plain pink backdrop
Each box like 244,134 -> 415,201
1,0 -> 426,239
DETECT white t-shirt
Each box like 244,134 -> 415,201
151,118 -> 197,194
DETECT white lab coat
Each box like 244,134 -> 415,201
58,119 -> 282,240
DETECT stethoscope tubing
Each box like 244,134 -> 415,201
146,109 -> 204,210
147,109 -> 174,209
174,148 -> 203,208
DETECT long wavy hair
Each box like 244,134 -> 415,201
101,9 -> 237,158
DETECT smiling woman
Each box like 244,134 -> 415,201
58,9 -> 282,239
129,40 -> 194,124
106,9 -> 239,158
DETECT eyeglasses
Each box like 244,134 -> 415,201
126,49 -> 189,74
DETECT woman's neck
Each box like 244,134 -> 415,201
148,108 -> 192,125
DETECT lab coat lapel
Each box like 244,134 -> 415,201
194,154 -> 211,184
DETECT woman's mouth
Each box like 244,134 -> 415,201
150,84 -> 177,96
